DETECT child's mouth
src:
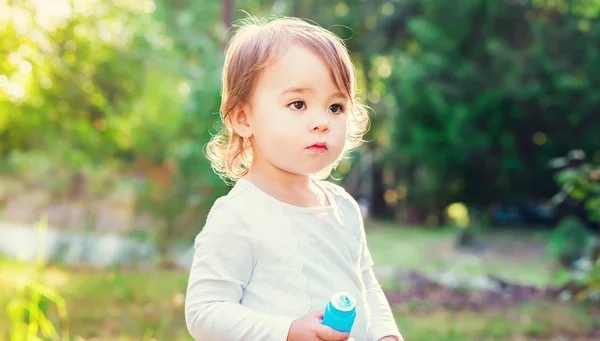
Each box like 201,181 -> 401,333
307,143 -> 328,152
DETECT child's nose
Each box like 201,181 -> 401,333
311,112 -> 330,132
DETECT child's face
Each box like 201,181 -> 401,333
242,43 -> 349,177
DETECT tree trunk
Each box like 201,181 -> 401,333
222,0 -> 233,30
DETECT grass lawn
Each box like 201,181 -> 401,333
396,300 -> 598,341
365,220 -> 558,288
1,223 -> 598,341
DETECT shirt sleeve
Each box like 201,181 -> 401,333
184,197 -> 294,341
360,223 -> 404,341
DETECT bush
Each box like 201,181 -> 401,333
549,216 -> 594,268
569,252 -> 600,302
549,152 -> 600,303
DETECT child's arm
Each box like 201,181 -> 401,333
359,227 -> 404,341
184,199 -> 294,341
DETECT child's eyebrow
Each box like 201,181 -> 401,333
280,86 -> 347,101
330,92 -> 348,101
280,86 -> 314,97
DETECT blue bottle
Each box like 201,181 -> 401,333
321,291 -> 356,334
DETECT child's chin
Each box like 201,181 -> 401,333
292,163 -> 335,176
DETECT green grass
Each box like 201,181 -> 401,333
1,257 -> 598,341
395,300 -> 598,341
1,224 -> 597,341
365,220 -> 558,288
0,258 -> 191,341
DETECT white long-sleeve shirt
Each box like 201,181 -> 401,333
184,178 -> 402,341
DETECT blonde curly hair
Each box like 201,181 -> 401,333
206,16 -> 370,184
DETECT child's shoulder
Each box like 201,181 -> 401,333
204,182 -> 261,224
318,180 -> 366,236
317,180 -> 360,209
318,179 -> 348,194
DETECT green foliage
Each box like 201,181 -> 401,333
0,0 -> 157,157
1,0 -> 228,255
6,217 -> 69,341
548,216 -> 593,266
569,255 -> 600,302
552,160 -> 600,223
387,0 -> 600,213
0,0 -> 174,214
3,0 -> 600,245
550,155 -> 600,302
130,0 -> 229,260
7,278 -> 69,341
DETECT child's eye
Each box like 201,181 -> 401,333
288,101 -> 306,110
329,104 -> 345,115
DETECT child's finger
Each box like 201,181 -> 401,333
309,308 -> 325,319
315,324 -> 349,341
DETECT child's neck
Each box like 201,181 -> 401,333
243,168 -> 329,208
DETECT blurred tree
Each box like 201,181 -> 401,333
4,0 -> 600,240
123,0 -> 228,264
0,0 -> 166,219
384,0 -> 600,221
1,0 -> 160,185
0,0 -> 157,159
0,0 -> 226,261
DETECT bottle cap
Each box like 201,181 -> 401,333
330,292 -> 355,312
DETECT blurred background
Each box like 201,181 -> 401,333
1,0 -> 599,340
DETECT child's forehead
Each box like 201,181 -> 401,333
257,44 -> 342,93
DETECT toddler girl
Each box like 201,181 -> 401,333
184,16 -> 403,341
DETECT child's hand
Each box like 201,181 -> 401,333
287,309 -> 351,341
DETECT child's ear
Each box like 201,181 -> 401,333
232,105 -> 252,138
